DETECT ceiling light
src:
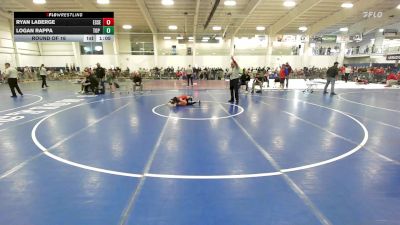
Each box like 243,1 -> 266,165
379,28 -> 384,32
161,0 -> 174,6
33,0 -> 46,4
339,27 -> 348,32
397,4 -> 400,9
224,0 -> 236,6
201,39 -> 208,42
168,25 -> 178,30
122,25 -> 132,30
283,1 -> 296,7
299,26 -> 307,31
188,36 -> 194,40
177,36 -> 184,40
213,26 -> 222,31
256,26 -> 265,31
202,37 -> 210,40
341,3 -> 353,8
97,0 -> 110,4
164,36 -> 171,40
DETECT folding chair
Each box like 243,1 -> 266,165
133,81 -> 144,94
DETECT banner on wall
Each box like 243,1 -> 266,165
255,35 -> 266,41
310,36 -> 322,43
171,45 -> 177,55
276,35 -> 296,42
322,35 -> 337,43
300,35 -> 308,43
383,29 -> 398,37
296,35 -> 309,43
282,35 -> 296,42
386,54 -> 400,60
349,33 -> 363,42
337,35 -> 349,43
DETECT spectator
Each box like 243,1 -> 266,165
251,71 -> 264,94
106,69 -> 116,93
323,62 -> 339,95
263,67 -> 270,88
279,64 -> 286,89
385,72 -> 398,87
132,71 -> 143,93
344,65 -> 351,83
285,62 -> 292,88
40,64 -> 49,89
240,69 -> 251,93
4,63 -> 23,97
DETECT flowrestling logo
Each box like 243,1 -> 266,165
363,11 -> 383,19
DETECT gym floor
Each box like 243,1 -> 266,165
0,81 -> 399,225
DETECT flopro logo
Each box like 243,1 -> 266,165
363,11 -> 383,18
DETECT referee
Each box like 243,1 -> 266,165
229,56 -> 240,104
186,64 -> 193,86
4,63 -> 23,97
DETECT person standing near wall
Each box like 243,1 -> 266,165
186,65 -> 193,86
94,63 -> 106,94
323,62 -> 339,95
279,64 -> 286,89
344,65 -> 351,83
106,68 -> 116,93
40,64 -> 49,89
285,62 -> 292,88
4,63 -> 23,97
229,56 -> 240,104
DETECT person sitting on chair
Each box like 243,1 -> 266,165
131,71 -> 143,93
240,70 -> 251,93
168,95 -> 200,106
251,72 -> 264,93
83,71 -> 99,94
79,68 -> 91,94
385,71 -> 398,87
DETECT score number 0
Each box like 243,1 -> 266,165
102,18 -> 114,35
103,18 -> 114,26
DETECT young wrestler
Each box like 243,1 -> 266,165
168,95 -> 200,106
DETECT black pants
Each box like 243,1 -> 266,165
84,83 -> 96,93
187,74 -> 193,86
8,78 -> 23,96
264,77 -> 269,87
344,73 -> 349,83
187,101 -> 197,106
229,78 -> 240,102
41,75 -> 48,88
285,77 -> 289,88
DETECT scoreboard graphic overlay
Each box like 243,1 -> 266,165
14,12 -> 114,42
